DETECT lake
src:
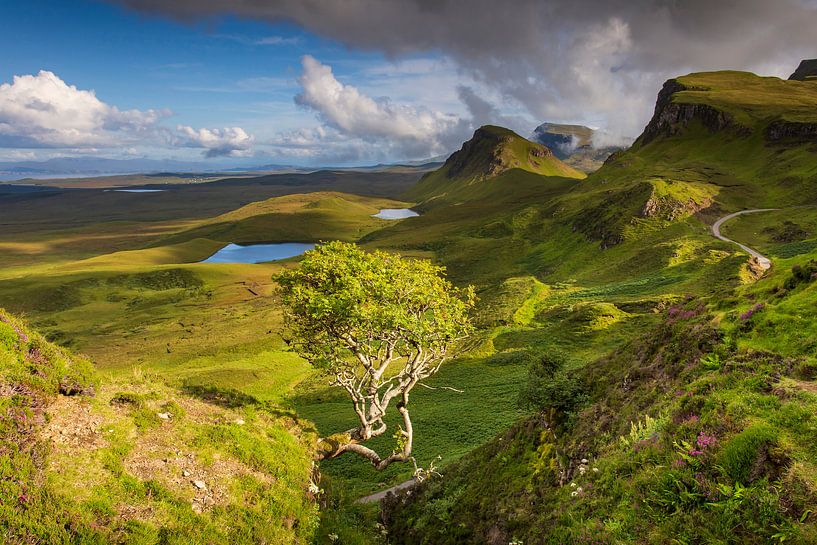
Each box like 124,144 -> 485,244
112,189 -> 165,193
201,242 -> 315,264
373,208 -> 419,220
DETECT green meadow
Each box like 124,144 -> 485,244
3,70 -> 817,544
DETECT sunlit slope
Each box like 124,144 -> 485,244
0,309 -> 318,544
562,71 -> 817,247
406,125 -> 585,207
155,191 -> 408,246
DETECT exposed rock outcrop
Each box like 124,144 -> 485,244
636,79 -> 748,146
788,59 -> 817,81
765,120 -> 817,143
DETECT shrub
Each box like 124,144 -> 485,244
518,350 -> 587,417
110,392 -> 145,408
783,260 -> 817,291
718,423 -> 780,483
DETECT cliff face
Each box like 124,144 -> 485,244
635,79 -> 746,146
766,120 -> 817,142
788,59 -> 817,81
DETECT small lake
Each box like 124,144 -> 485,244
112,189 -> 165,193
201,242 -> 315,264
373,208 -> 419,220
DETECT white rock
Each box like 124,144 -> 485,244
234,419 -> 245,425
182,470 -> 191,477
157,412 -> 171,420
192,480 -> 206,490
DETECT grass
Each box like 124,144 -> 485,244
383,291 -> 817,544
407,125 -> 584,206
3,69 -> 817,543
0,309 -> 319,544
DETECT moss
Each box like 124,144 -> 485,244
718,423 -> 782,483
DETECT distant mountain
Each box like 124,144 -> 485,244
0,157 -> 239,181
0,155 -> 445,182
0,157 -> 305,181
531,123 -> 594,156
406,125 -> 585,207
531,122 -> 627,173
789,58 -> 817,81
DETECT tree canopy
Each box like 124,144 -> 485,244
276,241 -> 474,470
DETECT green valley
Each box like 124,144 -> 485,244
3,65 -> 817,545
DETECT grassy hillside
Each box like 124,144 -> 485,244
406,125 -> 585,207
3,68 -> 817,545
562,71 -> 817,248
383,251 -> 817,544
0,309 -> 319,544
377,71 -> 817,544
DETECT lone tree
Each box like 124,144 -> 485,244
276,241 -> 474,470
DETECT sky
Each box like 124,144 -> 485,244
1,0 -> 817,166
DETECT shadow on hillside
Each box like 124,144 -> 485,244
181,384 -> 260,408
180,383 -> 298,419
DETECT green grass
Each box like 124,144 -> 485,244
0,310 -> 319,544
383,296 -> 817,544
4,69 -> 817,543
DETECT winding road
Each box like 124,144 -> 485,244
711,209 -> 779,270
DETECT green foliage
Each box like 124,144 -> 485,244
276,241 -> 475,371
783,260 -> 817,291
517,349 -> 587,417
718,423 -> 780,483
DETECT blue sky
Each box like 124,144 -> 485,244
0,0 -> 498,164
2,0 -> 815,166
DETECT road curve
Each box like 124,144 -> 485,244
711,209 -> 779,270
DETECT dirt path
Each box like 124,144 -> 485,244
357,478 -> 417,503
711,209 -> 779,270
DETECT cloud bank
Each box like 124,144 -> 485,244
110,0 -> 817,138
293,55 -> 462,158
0,70 -> 166,149
0,70 -> 256,159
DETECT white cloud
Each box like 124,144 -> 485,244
176,125 -> 254,157
294,55 -> 462,157
0,70 -> 167,149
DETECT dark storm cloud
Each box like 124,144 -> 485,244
110,0 -> 817,136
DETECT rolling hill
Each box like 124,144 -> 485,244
4,64 -> 817,545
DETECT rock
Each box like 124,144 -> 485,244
182,470 -> 191,477
157,412 -> 171,420
788,59 -> 817,81
234,419 -> 245,425
765,120 -> 817,143
636,79 -> 747,147
192,480 -> 207,490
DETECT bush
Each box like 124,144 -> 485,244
783,260 -> 817,291
518,350 -> 586,417
718,423 -> 780,483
